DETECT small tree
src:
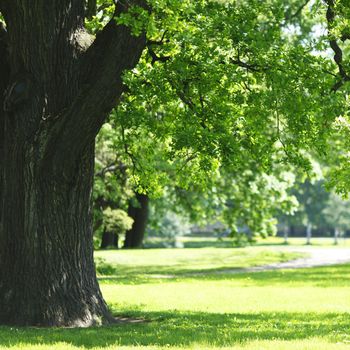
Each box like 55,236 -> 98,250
100,208 -> 134,249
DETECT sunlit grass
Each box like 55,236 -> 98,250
95,246 -> 304,281
1,244 -> 350,350
4,340 -> 350,350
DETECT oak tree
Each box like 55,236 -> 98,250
0,0 -> 147,327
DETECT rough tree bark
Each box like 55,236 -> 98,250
0,0 -> 147,327
0,22 -> 9,237
124,193 -> 149,248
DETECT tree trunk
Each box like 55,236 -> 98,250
124,193 -> 149,248
0,142 -> 113,326
101,231 -> 119,249
283,224 -> 289,244
334,227 -> 339,245
290,225 -> 295,237
306,222 -> 312,245
0,0 -> 147,327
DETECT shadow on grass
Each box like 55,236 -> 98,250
0,310 -> 349,348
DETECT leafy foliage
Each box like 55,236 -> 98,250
88,0 -> 350,241
103,207 -> 134,234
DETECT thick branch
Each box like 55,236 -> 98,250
230,58 -> 265,72
95,160 -> 127,177
341,32 -> 350,42
45,1 -> 148,175
146,31 -> 171,64
147,46 -> 170,65
285,0 -> 311,20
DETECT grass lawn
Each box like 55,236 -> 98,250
1,244 -> 350,349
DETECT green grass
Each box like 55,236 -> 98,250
95,246 -> 304,282
1,244 -> 350,349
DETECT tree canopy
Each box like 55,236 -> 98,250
87,0 -> 350,191
91,0 -> 350,247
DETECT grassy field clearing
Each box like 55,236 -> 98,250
1,244 -> 350,350
94,246 -> 304,280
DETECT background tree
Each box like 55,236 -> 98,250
323,194 -> 350,244
94,123 -> 133,248
100,207 -> 134,248
295,179 -> 330,244
124,192 -> 150,248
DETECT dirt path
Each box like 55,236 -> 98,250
149,247 -> 350,279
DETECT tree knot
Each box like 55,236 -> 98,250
3,76 -> 32,112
